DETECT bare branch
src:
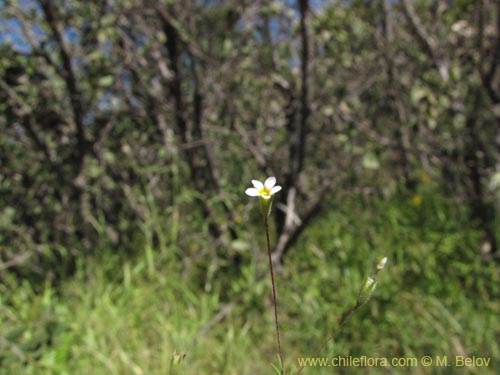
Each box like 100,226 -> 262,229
153,5 -> 212,64
272,182 -> 331,265
39,0 -> 88,164
0,79 -> 54,163
401,0 -> 449,81
297,0 -> 311,176
12,4 -> 63,78
479,0 -> 500,103
234,123 -> 272,174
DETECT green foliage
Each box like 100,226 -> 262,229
1,190 -> 498,374
1,0 -> 499,374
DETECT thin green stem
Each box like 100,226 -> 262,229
265,215 -> 284,371
294,302 -> 361,375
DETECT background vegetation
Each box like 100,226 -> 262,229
1,0 -> 499,374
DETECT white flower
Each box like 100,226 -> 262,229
245,177 -> 282,200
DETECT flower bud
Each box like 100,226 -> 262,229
357,276 -> 377,305
377,257 -> 388,271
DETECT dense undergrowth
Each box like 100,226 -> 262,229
1,188 -> 499,374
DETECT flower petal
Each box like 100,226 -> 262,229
270,185 -> 282,195
251,180 -> 264,189
245,188 -> 259,196
260,194 -> 272,200
264,176 -> 276,189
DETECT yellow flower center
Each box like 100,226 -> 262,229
259,188 -> 271,197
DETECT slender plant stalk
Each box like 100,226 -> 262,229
294,302 -> 361,375
264,215 -> 284,370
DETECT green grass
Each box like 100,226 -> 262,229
1,190 -> 499,374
